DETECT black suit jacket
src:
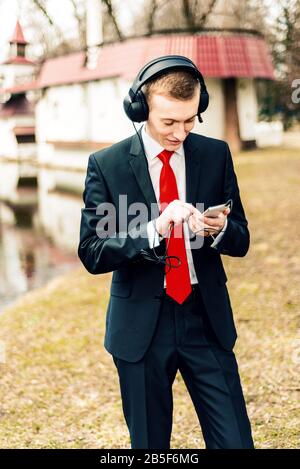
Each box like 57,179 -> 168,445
78,131 -> 250,362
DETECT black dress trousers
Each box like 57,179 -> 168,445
112,285 -> 254,449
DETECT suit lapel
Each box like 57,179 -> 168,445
183,133 -> 202,206
129,129 -> 159,216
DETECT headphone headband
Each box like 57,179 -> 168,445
130,55 -> 206,96
123,54 -> 209,123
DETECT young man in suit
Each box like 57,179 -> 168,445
78,56 -> 254,449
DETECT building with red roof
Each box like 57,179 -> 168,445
0,8 -> 279,253
0,15 -> 276,174
0,20 -> 37,164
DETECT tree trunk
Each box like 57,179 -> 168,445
223,78 -> 241,153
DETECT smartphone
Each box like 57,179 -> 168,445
203,202 -> 231,218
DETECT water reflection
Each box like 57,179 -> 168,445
0,197 -> 80,312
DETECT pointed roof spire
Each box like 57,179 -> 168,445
9,20 -> 28,45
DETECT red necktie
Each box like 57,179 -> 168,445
157,149 -> 192,304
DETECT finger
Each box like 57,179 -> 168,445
189,218 -> 204,230
203,216 -> 220,226
185,203 -> 206,217
190,211 -> 205,223
194,222 -> 216,234
175,208 -> 191,224
182,206 -> 194,221
182,203 -> 199,218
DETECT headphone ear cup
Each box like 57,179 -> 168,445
134,90 -> 149,122
123,94 -> 134,120
199,90 -> 209,114
123,90 -> 149,122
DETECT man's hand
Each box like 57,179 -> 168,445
188,207 -> 230,237
155,200 -> 197,237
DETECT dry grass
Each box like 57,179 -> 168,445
0,147 -> 299,449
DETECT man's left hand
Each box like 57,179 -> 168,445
188,207 -> 230,236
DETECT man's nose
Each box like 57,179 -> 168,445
173,125 -> 186,141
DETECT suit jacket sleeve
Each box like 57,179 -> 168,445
78,154 -> 150,274
210,143 -> 250,257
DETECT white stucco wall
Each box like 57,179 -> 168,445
35,84 -> 89,142
87,78 -> 133,141
236,78 -> 258,141
36,78 -> 134,144
192,78 -> 225,140
0,160 -> 19,199
0,63 -> 36,89
35,76 -> 225,146
0,118 -> 17,157
0,115 -> 35,158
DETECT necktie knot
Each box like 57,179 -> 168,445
157,149 -> 174,166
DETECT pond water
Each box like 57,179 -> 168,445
0,200 -> 80,312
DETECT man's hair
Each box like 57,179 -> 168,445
142,71 -> 199,106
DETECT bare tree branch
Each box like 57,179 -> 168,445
69,0 -> 87,48
32,0 -> 65,43
182,0 -> 196,28
181,0 -> 218,29
32,0 -> 55,26
102,0 -> 123,41
147,0 -> 159,34
197,0 -> 218,28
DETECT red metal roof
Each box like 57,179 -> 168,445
0,81 -> 38,95
4,33 -> 275,94
10,20 -> 28,45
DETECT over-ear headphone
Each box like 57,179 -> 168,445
123,55 -> 209,123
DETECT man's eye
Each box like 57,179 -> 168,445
164,119 -> 194,126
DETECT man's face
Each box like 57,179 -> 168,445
146,86 -> 200,151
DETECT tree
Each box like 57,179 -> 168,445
21,0 -> 124,59
129,0 -> 271,36
260,0 -> 300,127
130,0 -> 219,35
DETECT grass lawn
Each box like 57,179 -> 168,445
0,146 -> 299,449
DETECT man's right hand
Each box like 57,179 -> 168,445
155,200 -> 196,237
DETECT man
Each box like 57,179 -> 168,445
78,55 -> 254,449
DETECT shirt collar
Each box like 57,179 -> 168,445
141,123 -> 184,161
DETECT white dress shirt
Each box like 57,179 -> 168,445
142,124 -> 227,286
